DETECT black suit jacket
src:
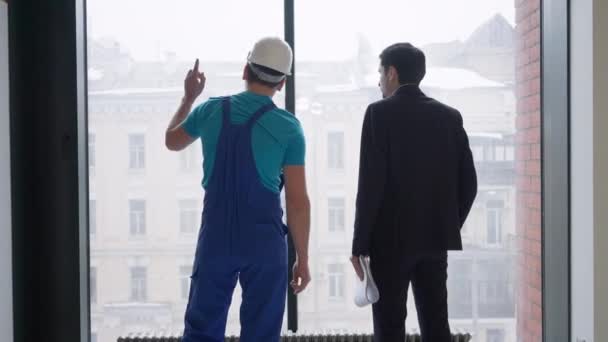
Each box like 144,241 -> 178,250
352,85 -> 477,259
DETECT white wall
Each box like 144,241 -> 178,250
571,0 -> 594,340
571,0 -> 608,341
593,0 -> 608,340
0,2 -> 13,342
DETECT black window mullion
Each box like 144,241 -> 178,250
284,0 -> 298,333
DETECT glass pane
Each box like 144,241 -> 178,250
328,197 -> 345,232
87,1 -> 284,340
89,133 -> 96,170
89,199 -> 96,236
295,0 -> 541,340
128,134 -> 145,170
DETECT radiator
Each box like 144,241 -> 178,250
117,333 -> 472,342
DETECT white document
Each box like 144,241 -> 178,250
354,256 -> 380,307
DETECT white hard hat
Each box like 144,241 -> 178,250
247,37 -> 293,78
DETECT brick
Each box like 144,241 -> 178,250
526,225 -> 542,243
529,44 -> 541,63
517,50 -> 529,68
531,142 -> 542,159
516,16 -> 532,35
530,268 -> 543,289
528,285 -> 543,306
526,127 -> 541,144
517,176 -> 532,190
517,144 -> 532,160
528,193 -> 542,209
531,10 -> 541,28
530,316 -> 543,336
531,177 -> 542,192
516,162 -> 526,176
530,209 -> 542,226
526,160 -> 541,176
528,62 -> 542,80
527,239 -> 542,258
530,74 -> 541,92
530,0 -> 541,11
516,1 -> 544,341
529,93 -> 541,111
531,112 -> 542,127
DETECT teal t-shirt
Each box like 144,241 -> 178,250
181,91 -> 306,194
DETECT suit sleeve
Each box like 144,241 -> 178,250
456,112 -> 478,228
352,105 -> 388,256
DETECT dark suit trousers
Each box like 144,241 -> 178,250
371,252 -> 451,342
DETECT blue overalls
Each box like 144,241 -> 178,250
183,97 -> 288,342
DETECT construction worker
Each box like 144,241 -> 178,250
165,37 -> 311,342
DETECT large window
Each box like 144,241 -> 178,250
295,0 -> 531,338
87,1 -> 284,340
87,0 -> 543,340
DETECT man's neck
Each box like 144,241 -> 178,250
246,84 -> 276,97
390,83 -> 418,96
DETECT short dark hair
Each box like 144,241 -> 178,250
379,43 -> 426,85
245,63 -> 285,88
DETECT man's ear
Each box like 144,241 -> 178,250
388,66 -> 398,83
242,65 -> 249,81
276,78 -> 287,92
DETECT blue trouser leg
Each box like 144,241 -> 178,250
183,260 -> 238,342
238,262 -> 287,342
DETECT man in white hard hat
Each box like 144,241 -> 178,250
165,37 -> 311,341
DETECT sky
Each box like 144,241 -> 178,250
87,0 -> 515,62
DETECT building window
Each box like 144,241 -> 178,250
180,265 -> 192,300
179,199 -> 199,234
90,266 -> 97,304
328,197 -> 345,232
486,200 -> 505,245
487,328 -> 505,342
327,131 -> 344,170
129,134 -> 146,170
130,266 -> 147,302
495,145 -> 506,161
88,133 -> 96,171
129,200 -> 146,237
484,145 -> 496,161
91,333 -> 98,342
89,199 -> 96,236
505,146 -> 515,161
328,263 -> 345,300
479,279 -> 509,306
180,144 -> 199,171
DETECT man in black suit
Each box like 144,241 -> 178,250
350,43 -> 478,342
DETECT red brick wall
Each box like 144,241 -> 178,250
515,0 -> 542,341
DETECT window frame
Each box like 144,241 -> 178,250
7,0 -> 570,340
